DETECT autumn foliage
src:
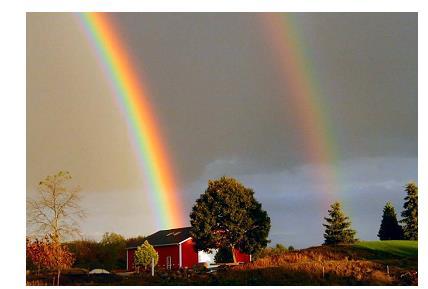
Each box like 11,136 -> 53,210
26,236 -> 75,285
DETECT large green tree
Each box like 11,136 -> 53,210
378,202 -> 403,240
323,201 -> 357,245
190,176 -> 271,262
401,182 -> 418,240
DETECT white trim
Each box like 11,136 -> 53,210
250,254 -> 252,262
178,237 -> 192,244
127,243 -> 176,249
179,243 -> 182,268
127,237 -> 192,249
126,249 -> 129,271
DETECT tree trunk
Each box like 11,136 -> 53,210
230,245 -> 237,263
57,269 -> 61,286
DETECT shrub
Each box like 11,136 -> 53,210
254,243 -> 289,259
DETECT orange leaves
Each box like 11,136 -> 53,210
26,236 -> 75,272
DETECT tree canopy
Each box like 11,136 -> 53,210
190,176 -> 271,262
27,171 -> 85,242
323,202 -> 357,245
378,201 -> 403,240
134,240 -> 159,270
26,236 -> 74,285
99,232 -> 127,270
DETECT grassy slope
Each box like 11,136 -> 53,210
353,240 -> 418,259
211,240 -> 418,285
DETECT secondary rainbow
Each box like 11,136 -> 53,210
260,14 -> 341,205
76,13 -> 185,229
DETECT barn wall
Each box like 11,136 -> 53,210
127,248 -> 136,271
181,239 -> 198,268
127,245 -> 180,271
126,239 -> 252,271
235,249 -> 251,263
156,245 -> 180,269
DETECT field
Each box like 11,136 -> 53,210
354,240 -> 418,258
27,240 -> 417,286
205,240 -> 417,286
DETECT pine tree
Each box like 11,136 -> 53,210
401,182 -> 418,240
378,201 -> 403,240
323,201 -> 357,245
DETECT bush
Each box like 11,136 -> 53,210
66,240 -> 104,270
254,243 -> 289,259
193,262 -> 209,273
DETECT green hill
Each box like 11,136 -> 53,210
210,241 -> 418,285
353,240 -> 418,259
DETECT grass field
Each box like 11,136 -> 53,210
353,240 -> 418,259
219,240 -> 418,285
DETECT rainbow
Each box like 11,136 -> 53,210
260,14 -> 340,206
76,13 -> 185,229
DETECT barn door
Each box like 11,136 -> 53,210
166,256 -> 172,270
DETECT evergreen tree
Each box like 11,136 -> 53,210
401,182 -> 418,240
378,202 -> 403,240
323,201 -> 357,245
190,176 -> 271,262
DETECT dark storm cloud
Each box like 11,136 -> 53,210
27,13 -> 417,246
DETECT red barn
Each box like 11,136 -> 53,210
126,227 -> 251,271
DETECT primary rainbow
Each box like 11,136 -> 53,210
260,14 -> 341,206
76,13 -> 185,229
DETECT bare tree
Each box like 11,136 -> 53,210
27,171 -> 85,242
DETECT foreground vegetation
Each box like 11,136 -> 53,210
27,240 -> 417,286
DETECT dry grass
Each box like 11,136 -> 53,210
213,245 -> 416,285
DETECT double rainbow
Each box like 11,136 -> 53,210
260,14 -> 340,205
77,12 -> 340,227
77,13 -> 185,229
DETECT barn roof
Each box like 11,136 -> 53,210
126,227 -> 192,249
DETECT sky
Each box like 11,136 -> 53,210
27,13 -> 417,248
